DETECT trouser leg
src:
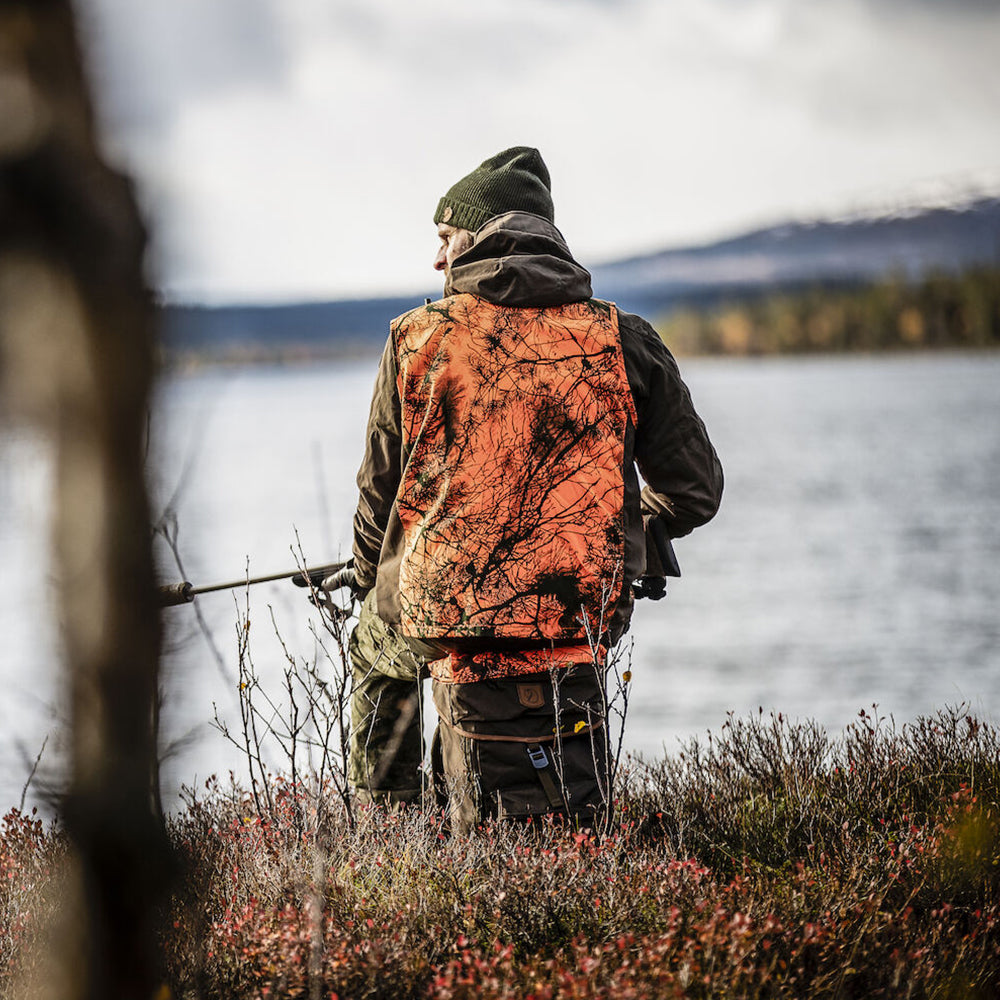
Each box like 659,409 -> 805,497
432,662 -> 611,835
348,591 -> 428,805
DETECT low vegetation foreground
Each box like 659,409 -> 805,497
2,706 -> 998,998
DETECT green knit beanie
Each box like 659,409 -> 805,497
434,146 -> 554,232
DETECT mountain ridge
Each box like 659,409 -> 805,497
161,195 -> 1000,359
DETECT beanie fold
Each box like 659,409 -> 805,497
434,146 -> 554,230
434,197 -> 494,234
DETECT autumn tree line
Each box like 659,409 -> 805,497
658,266 -> 1000,356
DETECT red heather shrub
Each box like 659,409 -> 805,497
429,828 -> 1000,999
209,897 -> 434,999
0,809 -> 63,990
4,708 -> 998,999
158,778 -> 999,1000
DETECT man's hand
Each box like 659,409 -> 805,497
320,564 -> 357,594
306,561 -> 359,614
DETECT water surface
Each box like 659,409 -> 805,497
2,351 -> 998,809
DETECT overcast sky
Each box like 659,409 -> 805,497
75,0 -> 1000,303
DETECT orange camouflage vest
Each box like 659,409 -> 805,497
393,293 -> 636,661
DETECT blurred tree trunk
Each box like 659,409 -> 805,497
0,2 -> 170,998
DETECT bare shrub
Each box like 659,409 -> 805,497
210,545 -> 356,839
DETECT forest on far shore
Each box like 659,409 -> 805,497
657,266 -> 1000,356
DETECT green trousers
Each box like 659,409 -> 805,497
348,590 -> 429,804
348,591 -> 610,831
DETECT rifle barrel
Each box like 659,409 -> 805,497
158,561 -> 348,607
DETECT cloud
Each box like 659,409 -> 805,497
72,0 -> 1000,301
775,1 -> 1000,128
865,0 -> 998,13
78,0 -> 290,138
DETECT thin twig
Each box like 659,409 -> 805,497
19,734 -> 49,812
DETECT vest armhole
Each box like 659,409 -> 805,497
607,302 -> 638,425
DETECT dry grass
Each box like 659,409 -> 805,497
3,705 -> 998,999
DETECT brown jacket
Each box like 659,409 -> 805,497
353,212 -> 723,642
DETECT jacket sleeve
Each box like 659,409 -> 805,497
619,310 -> 723,538
352,334 -> 402,591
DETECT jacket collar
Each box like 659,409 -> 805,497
444,211 -> 593,308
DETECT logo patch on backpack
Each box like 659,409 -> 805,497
516,683 -> 545,709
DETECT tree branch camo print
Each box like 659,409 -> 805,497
394,295 -> 636,641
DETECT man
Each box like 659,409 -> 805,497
346,147 -> 722,832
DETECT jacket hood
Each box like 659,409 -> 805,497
443,211 -> 593,308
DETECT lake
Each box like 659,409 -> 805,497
2,351 -> 999,811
